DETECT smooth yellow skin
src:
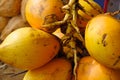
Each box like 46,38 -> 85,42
23,58 -> 72,80
78,0 -> 103,20
85,14 -> 120,69
0,27 -> 60,70
77,56 -> 120,80
78,9 -> 92,20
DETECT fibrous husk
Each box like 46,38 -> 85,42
0,0 -> 21,17
0,63 -> 25,80
21,0 -> 28,21
0,16 -> 10,34
0,15 -> 30,41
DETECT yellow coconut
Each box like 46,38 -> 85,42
85,14 -> 120,69
77,56 -> 120,80
0,27 -> 60,70
23,58 -> 72,80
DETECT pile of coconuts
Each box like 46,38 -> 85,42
0,0 -> 30,41
1,0 -> 120,80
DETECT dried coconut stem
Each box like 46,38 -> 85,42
107,10 -> 120,16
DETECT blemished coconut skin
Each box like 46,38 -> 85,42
0,27 -> 60,70
85,14 -> 120,69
